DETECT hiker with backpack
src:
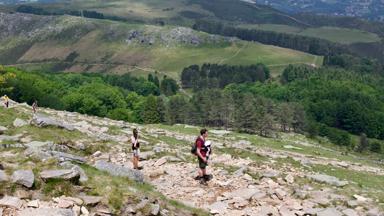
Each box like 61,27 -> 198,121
131,128 -> 142,170
192,128 -> 212,184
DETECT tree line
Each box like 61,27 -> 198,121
181,63 -> 270,90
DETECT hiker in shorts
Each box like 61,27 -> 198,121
131,128 -> 142,170
32,100 -> 38,114
2,95 -> 9,108
195,128 -> 211,184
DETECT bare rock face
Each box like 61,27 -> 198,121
11,170 -> 34,188
0,170 -> 8,182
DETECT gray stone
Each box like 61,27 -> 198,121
342,209 -> 359,216
283,145 -> 302,150
262,170 -> 280,178
0,196 -> 22,209
11,170 -> 34,188
13,118 -> 27,127
307,174 -> 348,187
154,157 -> 167,166
151,203 -> 160,215
0,170 -> 8,182
18,208 -> 74,216
228,188 -> 261,200
0,126 -> 7,134
40,169 -> 80,181
79,195 -> 102,206
140,151 -> 155,160
209,201 -> 228,215
233,166 -> 248,176
31,114 -> 74,131
94,160 -> 144,183
317,208 -> 343,216
0,134 -> 22,142
50,151 -> 86,163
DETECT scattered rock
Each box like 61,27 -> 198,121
94,160 -> 144,183
262,170 -> 280,178
140,151 -> 155,160
13,118 -> 27,127
79,195 -> 102,206
15,189 -> 30,199
81,206 -> 89,215
317,208 -> 343,216
0,196 -> 22,209
92,151 -> 102,157
72,205 -> 81,215
284,174 -> 294,184
353,194 -> 368,204
40,169 -> 80,181
18,208 -> 75,216
228,188 -> 261,200
57,199 -> 73,208
148,169 -> 166,178
151,203 -> 160,215
307,174 -> 348,187
0,126 -> 7,134
342,208 -> 359,216
154,157 -> 167,167
209,201 -> 228,215
27,200 -> 39,208
11,170 -> 34,188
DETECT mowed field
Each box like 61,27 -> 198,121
0,15 -> 322,78
239,24 -> 381,44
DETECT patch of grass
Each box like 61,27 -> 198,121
43,178 -> 75,197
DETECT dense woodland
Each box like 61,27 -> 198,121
1,61 -> 383,153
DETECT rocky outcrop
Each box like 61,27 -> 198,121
94,160 -> 144,183
31,114 -> 74,131
18,208 -> 74,216
307,174 -> 348,187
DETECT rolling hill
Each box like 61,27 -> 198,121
0,12 -> 322,78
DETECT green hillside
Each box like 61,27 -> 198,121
0,13 -> 321,78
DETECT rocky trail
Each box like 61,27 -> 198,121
0,101 -> 384,215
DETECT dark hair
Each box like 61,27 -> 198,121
200,128 -> 208,135
133,128 -> 138,139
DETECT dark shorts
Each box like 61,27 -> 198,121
198,157 -> 208,169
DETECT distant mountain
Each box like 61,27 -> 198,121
254,0 -> 384,22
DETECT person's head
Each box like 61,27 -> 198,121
133,128 -> 138,139
200,128 -> 208,139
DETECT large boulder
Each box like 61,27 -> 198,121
94,160 -> 144,183
13,118 -> 28,127
0,196 -> 23,209
31,114 -> 74,131
307,174 -> 348,187
18,208 -> 74,216
227,188 -> 261,200
40,168 -> 80,181
11,170 -> 34,188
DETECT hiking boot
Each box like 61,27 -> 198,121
137,166 -> 143,170
194,176 -> 202,180
203,174 -> 212,181
200,179 -> 208,185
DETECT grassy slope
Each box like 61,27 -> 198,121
0,15 -> 322,78
239,24 -> 381,44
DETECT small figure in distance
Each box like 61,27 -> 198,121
131,128 -> 142,170
2,95 -> 9,108
32,99 -> 38,114
194,128 -> 212,185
